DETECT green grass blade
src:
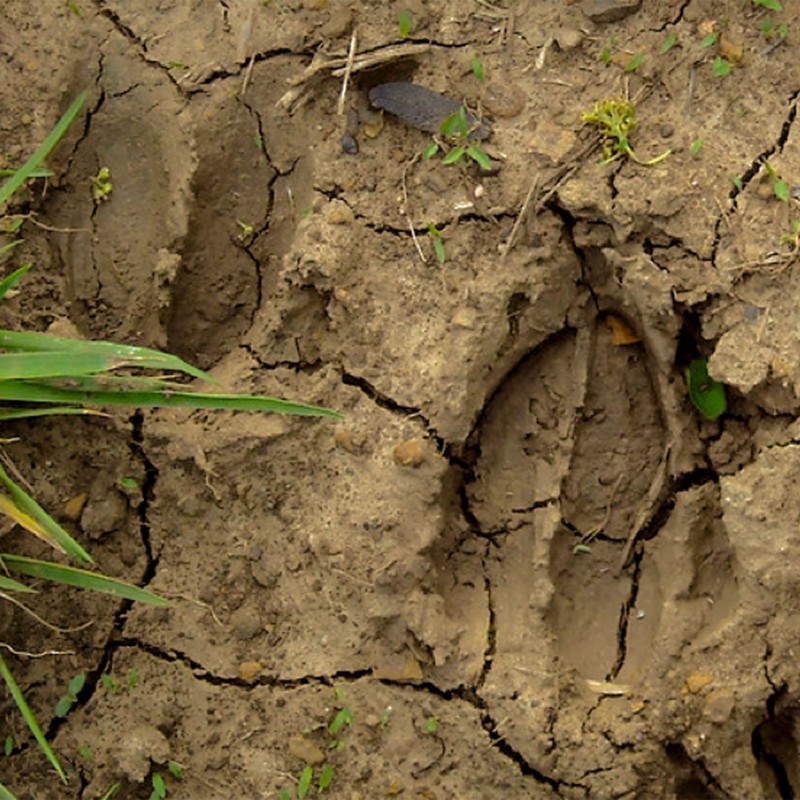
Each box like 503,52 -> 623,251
0,380 -> 342,417
0,265 -> 33,302
0,651 -> 66,782
0,241 -> 22,260
0,463 -> 92,563
0,351 -> 124,381
0,91 -> 87,207
0,330 -> 213,383
0,573 -> 35,593
0,167 -> 53,179
0,407 -> 102,421
1,555 -> 169,606
0,780 -> 19,800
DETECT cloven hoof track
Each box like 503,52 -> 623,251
462,312 -> 742,792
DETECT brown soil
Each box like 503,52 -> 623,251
2,1 -> 800,798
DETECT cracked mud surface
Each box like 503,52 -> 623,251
4,1 -> 800,798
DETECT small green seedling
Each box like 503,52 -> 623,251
427,224 -> 446,264
471,57 -> 485,81
318,764 -> 334,793
660,32 -> 678,53
686,358 -> 727,420
761,16 -> 788,38
101,673 -> 118,693
55,671 -> 86,718
763,159 -> 790,201
712,56 -> 732,77
78,746 -> 93,760
68,1 -> 81,15
128,666 -> 139,689
690,139 -> 704,157
379,705 -> 393,728
625,53 -> 645,72
700,32 -> 719,48
753,0 -> 783,10
328,690 -> 353,750
3,735 -> 12,756
90,167 -> 112,203
424,107 -> 492,170
423,715 -> 439,734
168,761 -> 184,780
601,35 -> 617,64
98,784 -> 122,800
398,9 -> 412,38
149,771 -> 166,800
781,220 -> 800,250
572,543 -> 592,555
581,97 -> 670,166
732,175 -> 744,191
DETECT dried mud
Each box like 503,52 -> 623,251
3,1 -> 800,798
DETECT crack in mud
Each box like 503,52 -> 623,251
341,370 -> 468,467
711,88 -> 800,267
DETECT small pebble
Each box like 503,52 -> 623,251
392,439 -> 427,467
584,0 -> 642,23
482,79 -> 526,118
659,123 -> 674,139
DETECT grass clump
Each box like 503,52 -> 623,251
581,97 -> 670,166
0,91 -> 340,797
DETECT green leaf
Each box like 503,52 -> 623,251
151,772 -> 166,797
2,555 -> 170,605
753,0 -> 783,10
168,761 -> 184,779
79,746 -> 93,760
700,33 -> 719,48
0,573 -> 35,593
128,666 -> 139,689
101,673 -> 118,692
686,358 -> 727,420
466,145 -> 492,171
625,53 -> 645,72
4,735 -> 13,756
690,139 -> 703,157
712,57 -> 732,77
0,461 -> 92,562
471,57 -> 485,81
0,781 -> 18,800
442,145 -> 467,165
732,175 -> 743,191
0,329 -> 212,383
318,764 -> 334,793
398,8 -> 412,38
0,264 -> 34,302
68,671 -> 86,696
774,178 -> 790,201
421,142 -> 439,160
328,706 -> 352,735
279,790 -> 291,800
298,765 -> 313,799
0,91 -> 87,207
55,695 -> 74,718
0,379 -> 340,417
424,715 -> 439,734
660,32 -> 678,53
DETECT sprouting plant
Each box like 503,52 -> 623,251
427,223 -> 446,264
471,57 -> 485,81
422,107 -> 492,170
423,715 -> 439,734
149,771 -> 166,800
128,666 -> 139,689
660,32 -> 678,53
168,761 -> 185,780
763,159 -> 790,201
398,8 -> 412,38
90,166 -> 112,203
753,0 -> 783,10
55,672 -> 86,718
601,35 -> 617,64
4,736 -> 13,756
732,175 -> 744,191
690,138 -> 704,157
712,56 -> 732,77
280,763 -> 335,800
780,220 -> 800,250
700,32 -> 719,48
328,688 -> 353,750
379,705 -> 393,728
101,673 -> 118,693
581,97 -> 670,166
625,52 -> 645,72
